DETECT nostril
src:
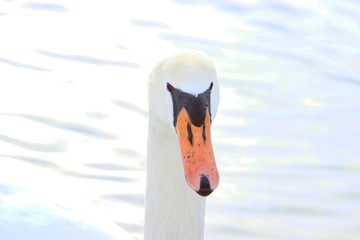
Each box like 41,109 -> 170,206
197,175 -> 212,197
202,124 -> 206,141
187,123 -> 193,145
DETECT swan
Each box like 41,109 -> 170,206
145,50 -> 220,240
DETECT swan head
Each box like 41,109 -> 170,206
148,50 -> 220,197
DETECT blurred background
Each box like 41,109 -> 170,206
0,0 -> 359,239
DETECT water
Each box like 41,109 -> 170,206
0,0 -> 360,239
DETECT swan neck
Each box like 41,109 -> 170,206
144,111 -> 206,240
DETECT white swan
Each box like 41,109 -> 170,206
145,50 -> 220,240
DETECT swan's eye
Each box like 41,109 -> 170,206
187,123 -> 193,145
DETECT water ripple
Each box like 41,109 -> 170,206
130,19 -> 169,29
160,32 -> 221,46
1,155 -> 133,183
23,2 -> 69,13
174,0 -> 254,14
86,112 -> 109,120
325,73 -> 360,86
266,205 -> 334,216
8,114 -> 117,140
35,49 -> 141,68
264,1 -> 307,15
0,155 -> 59,168
0,135 -> 66,152
83,163 -> 138,171
159,32 -> 224,55
249,19 -> 291,32
101,193 -> 144,207
111,100 -> 148,118
113,147 -> 143,159
0,183 -> 23,196
64,171 -> 133,183
0,58 -> 51,71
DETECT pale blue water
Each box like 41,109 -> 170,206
0,0 -> 360,239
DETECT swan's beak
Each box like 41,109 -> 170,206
175,107 -> 219,197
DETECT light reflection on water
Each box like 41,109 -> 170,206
0,0 -> 360,239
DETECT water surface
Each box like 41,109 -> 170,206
0,0 -> 359,239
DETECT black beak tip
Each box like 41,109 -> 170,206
197,189 -> 213,197
196,175 -> 213,197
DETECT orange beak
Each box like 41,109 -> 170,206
175,107 -> 219,196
